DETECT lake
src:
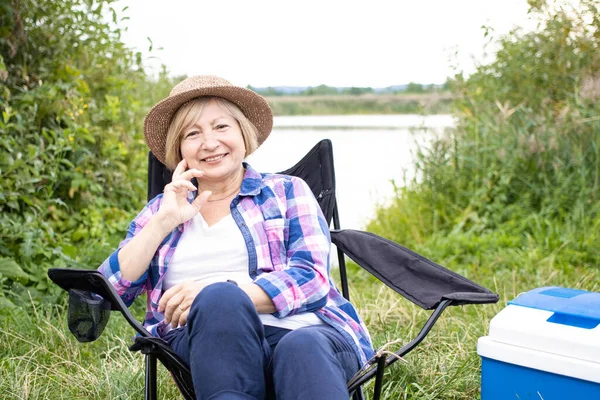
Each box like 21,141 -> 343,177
246,114 -> 455,230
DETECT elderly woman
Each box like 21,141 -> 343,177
99,75 -> 374,400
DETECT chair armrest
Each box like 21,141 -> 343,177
330,229 -> 499,309
48,268 -> 150,338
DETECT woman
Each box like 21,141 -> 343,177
99,75 -> 374,400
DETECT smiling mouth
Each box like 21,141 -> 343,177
202,154 -> 227,162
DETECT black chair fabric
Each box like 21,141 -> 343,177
147,152 -> 173,202
278,140 -> 336,225
330,229 -> 499,309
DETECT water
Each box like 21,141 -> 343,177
246,114 -> 455,230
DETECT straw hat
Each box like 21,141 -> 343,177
144,75 -> 273,165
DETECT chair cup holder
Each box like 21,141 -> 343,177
68,289 -> 111,342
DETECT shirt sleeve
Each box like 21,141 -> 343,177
97,195 -> 163,307
253,177 -> 331,317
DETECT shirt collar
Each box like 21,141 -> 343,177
239,162 -> 263,196
181,162 -> 262,231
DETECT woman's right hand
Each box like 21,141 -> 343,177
156,159 -> 212,231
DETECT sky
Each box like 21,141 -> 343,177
113,0 -> 536,88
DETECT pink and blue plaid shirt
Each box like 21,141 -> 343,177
99,163 -> 374,364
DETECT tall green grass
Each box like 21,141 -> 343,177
2,257 -> 596,399
0,299 -> 183,399
363,1 -> 600,397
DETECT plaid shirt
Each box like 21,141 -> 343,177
99,163 -> 374,364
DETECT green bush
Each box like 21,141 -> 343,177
368,0 -> 600,273
0,0 -> 176,306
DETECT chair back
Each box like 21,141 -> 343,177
278,139 -> 336,225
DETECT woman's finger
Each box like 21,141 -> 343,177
170,291 -> 196,328
170,301 -> 185,328
158,284 -> 182,313
179,168 -> 205,181
172,159 -> 188,180
165,180 -> 197,192
177,309 -> 189,328
164,293 -> 185,324
178,283 -> 207,310
192,190 -> 212,210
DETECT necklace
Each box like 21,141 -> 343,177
206,187 -> 240,202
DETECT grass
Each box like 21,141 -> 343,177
0,298 -> 183,399
1,244 -> 597,399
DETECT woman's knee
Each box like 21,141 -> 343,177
272,326 -> 359,379
188,282 -> 254,323
273,328 -> 329,361
193,282 -> 251,309
271,327 -> 357,398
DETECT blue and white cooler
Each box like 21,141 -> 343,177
477,286 -> 600,399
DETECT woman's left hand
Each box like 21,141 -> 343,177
158,282 -> 207,328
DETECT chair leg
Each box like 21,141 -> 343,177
145,354 -> 157,400
352,387 -> 365,400
372,356 -> 387,400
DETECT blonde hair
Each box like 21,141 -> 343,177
164,97 -> 259,170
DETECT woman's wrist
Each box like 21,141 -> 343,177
239,283 -> 276,314
150,212 -> 179,237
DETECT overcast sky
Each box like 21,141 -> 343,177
113,0 -> 535,88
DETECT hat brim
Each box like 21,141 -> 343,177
144,86 -> 273,166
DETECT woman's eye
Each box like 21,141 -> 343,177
185,131 -> 199,138
215,124 -> 228,130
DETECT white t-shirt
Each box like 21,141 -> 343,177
163,213 -> 323,330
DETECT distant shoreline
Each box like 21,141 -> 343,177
265,92 -> 452,115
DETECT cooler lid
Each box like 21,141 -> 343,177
509,287 -> 600,328
486,286 -> 600,364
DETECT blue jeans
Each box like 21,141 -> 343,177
163,282 -> 359,400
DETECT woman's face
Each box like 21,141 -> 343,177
179,100 -> 246,184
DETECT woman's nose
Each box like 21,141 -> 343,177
201,133 -> 220,150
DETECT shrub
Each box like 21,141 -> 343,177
368,0 -> 600,271
0,0 -> 174,306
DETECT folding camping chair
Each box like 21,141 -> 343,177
48,139 -> 499,400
